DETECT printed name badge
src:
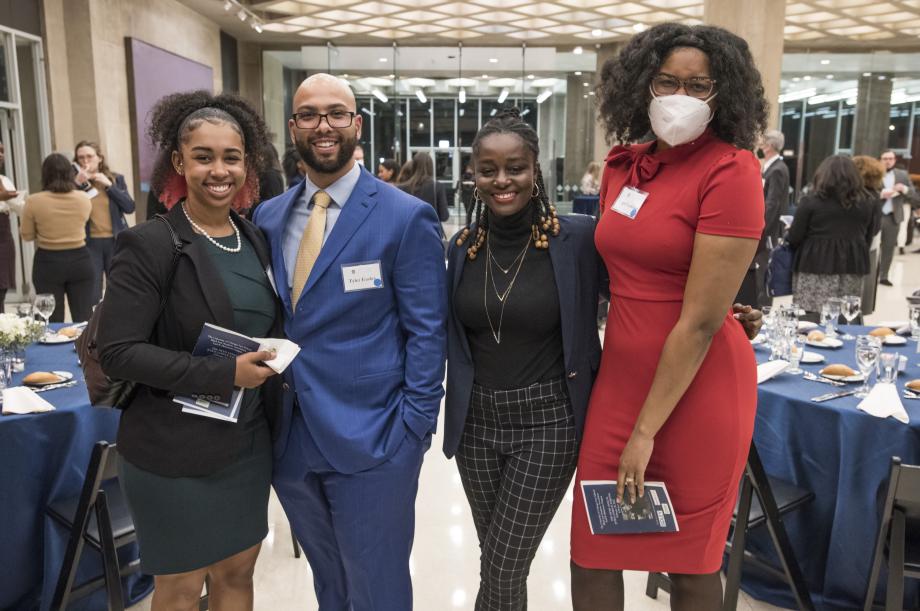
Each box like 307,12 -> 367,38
610,186 -> 649,220
341,260 -> 384,292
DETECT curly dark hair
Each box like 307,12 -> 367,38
147,90 -> 269,209
596,23 -> 768,150
813,155 -> 866,210
455,106 -> 560,260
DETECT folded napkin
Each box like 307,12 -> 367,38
2,386 -> 55,415
757,360 -> 789,384
858,383 -> 909,424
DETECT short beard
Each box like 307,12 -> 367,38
296,132 -> 357,175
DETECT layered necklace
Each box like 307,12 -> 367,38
484,233 -> 531,344
182,202 -> 241,253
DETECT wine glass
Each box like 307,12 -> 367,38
909,305 -> 920,343
822,298 -> 842,339
33,293 -> 55,333
840,295 -> 861,341
854,335 -> 882,398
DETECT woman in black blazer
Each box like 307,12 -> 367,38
74,140 -> 136,304
398,151 -> 450,223
445,109 -> 762,610
97,92 -> 281,611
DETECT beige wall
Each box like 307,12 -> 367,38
42,0 -> 224,219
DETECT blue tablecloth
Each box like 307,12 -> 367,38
0,328 -> 152,610
572,194 -> 600,216
745,325 -> 920,611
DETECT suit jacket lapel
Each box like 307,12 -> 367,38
300,169 -> 379,298
548,230 -> 576,371
268,181 -> 305,313
449,237 -> 473,361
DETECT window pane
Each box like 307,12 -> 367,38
458,99 -> 478,147
356,97 -> 372,170
888,102 -> 911,150
409,98 -> 431,147
433,98 -> 454,148
482,100 -> 502,124
0,42 -> 9,103
839,101 -> 855,150
803,102 -> 838,186
520,100 -> 538,131
373,98 -> 406,166
910,108 -> 920,174
780,102 -> 803,192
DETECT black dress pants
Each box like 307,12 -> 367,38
456,377 -> 578,611
32,247 -> 94,322
86,236 -> 116,305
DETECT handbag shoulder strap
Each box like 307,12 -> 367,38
153,214 -> 184,317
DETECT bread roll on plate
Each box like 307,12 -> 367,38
23,371 -> 64,385
869,327 -> 895,337
820,364 -> 857,377
807,330 -> 826,342
907,379 -> 920,392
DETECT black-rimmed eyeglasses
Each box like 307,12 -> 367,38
291,110 -> 356,129
651,73 -> 717,99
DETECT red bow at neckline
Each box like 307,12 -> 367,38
605,145 -> 661,188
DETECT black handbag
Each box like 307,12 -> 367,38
76,215 -> 183,408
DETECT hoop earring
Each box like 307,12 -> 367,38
473,187 -> 483,206
531,182 -> 540,199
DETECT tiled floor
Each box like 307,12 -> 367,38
128,223 -> 920,611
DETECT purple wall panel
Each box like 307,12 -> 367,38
126,37 -> 213,192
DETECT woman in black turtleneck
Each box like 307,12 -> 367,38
444,109 -> 602,610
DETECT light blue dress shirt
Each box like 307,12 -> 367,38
283,161 -> 362,290
882,170 -> 895,215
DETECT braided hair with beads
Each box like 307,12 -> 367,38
456,107 -> 560,260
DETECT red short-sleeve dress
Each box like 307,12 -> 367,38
571,129 -> 765,574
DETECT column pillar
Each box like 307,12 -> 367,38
852,72 -> 893,157
563,73 -> 595,199
593,43 -> 620,161
704,0 -> 785,129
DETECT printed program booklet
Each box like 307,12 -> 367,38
173,323 -> 300,422
580,480 -> 679,535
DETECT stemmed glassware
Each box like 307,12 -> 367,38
821,298 -> 842,339
786,332 -> 806,375
840,295 -> 861,341
854,335 -> 882,398
908,305 -> 920,350
33,293 -> 55,334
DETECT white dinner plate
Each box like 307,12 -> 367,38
800,351 -> 825,364
797,321 -> 819,331
821,372 -> 866,383
23,370 -> 74,387
750,334 -> 766,346
883,335 -> 908,346
806,338 -> 844,349
39,333 -> 77,344
877,320 -> 908,329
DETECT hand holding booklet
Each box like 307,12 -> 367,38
173,323 -> 300,423
580,480 -> 679,535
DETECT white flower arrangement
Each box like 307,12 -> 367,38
0,313 -> 45,350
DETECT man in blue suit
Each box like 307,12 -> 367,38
252,74 -> 447,610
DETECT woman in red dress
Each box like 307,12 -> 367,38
571,24 -> 768,610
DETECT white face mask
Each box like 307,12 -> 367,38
648,90 -> 716,147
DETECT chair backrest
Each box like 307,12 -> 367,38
72,442 -> 118,531
894,460 -> 920,517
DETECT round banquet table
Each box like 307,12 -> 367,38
572,194 -> 600,216
0,326 -> 152,610
746,325 -> 920,610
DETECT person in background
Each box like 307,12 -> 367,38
258,142 -> 285,203
97,91 -> 281,611
572,23 -> 766,611
281,147 -> 307,189
20,154 -> 94,322
787,155 -> 877,312
397,151 -> 449,224
377,158 -> 399,184
580,161 -> 601,195
74,140 -> 135,305
0,142 -> 25,311
458,163 -> 476,225
353,143 -> 364,166
737,129 -> 789,308
878,150 -> 919,284
852,155 -> 885,315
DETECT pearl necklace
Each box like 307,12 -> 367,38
182,203 -> 241,253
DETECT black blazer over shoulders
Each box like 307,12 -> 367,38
96,204 -> 285,478
443,214 -> 605,458
402,180 -> 450,223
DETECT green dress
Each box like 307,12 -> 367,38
119,232 -> 277,575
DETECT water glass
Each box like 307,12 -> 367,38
786,334 -> 806,375
840,295 -> 861,340
878,352 -> 899,384
855,335 -> 882,398
760,305 -> 774,344
909,305 -> 920,343
33,293 -> 55,333
822,298 -> 842,339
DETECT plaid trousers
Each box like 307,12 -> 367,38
456,377 -> 579,611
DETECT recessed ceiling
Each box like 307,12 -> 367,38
187,0 -> 920,48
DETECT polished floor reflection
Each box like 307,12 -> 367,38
129,227 -> 920,611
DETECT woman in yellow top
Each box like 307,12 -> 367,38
20,154 -> 93,322
74,140 -> 135,304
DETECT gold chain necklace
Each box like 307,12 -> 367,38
484,234 -> 530,344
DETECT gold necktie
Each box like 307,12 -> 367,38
292,190 -> 332,306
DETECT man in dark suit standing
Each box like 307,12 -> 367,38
879,150 -> 919,285
737,129 -> 789,307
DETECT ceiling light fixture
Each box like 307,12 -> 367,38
415,89 -> 427,104
459,89 -> 466,103
591,29 -> 603,37
497,88 -> 509,103
820,59 -> 830,65
573,46 -> 583,54
252,22 -> 263,33
379,57 -> 388,62
372,89 -> 389,103
521,108 -> 530,116
536,89 -> 552,104
863,72 -> 872,77
527,74 -> 534,79
574,71 -> 582,76
457,42 -> 466,105
633,23 -> 646,32
223,0 -> 232,10
489,108 -> 497,117
481,74 -> 488,79
489,58 -> 498,63
803,75 -> 812,81
237,9 -> 247,21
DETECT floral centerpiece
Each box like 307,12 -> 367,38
0,313 -> 44,351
